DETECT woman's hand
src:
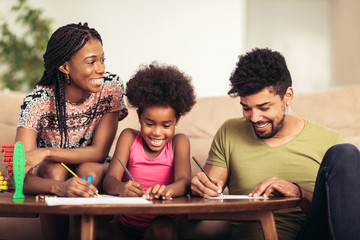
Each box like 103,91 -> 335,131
24,148 -> 49,175
52,177 -> 99,197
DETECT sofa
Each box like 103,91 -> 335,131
1,85 -> 360,240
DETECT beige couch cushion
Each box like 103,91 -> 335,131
0,90 -> 26,145
292,85 -> 360,149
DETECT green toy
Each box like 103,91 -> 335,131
12,142 -> 25,200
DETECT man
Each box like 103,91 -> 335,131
191,48 -> 360,240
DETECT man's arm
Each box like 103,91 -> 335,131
249,177 -> 312,212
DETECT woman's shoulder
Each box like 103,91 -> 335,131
22,85 -> 55,106
103,72 -> 123,86
101,72 -> 126,97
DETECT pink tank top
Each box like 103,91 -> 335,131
118,132 -> 175,231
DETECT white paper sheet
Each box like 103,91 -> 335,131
45,194 -> 152,206
205,195 -> 266,200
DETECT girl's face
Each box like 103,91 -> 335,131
60,38 -> 105,103
139,105 -> 178,158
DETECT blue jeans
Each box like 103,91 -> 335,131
297,143 -> 360,240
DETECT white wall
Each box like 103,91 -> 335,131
27,0 -> 245,97
246,0 -> 333,92
1,0 -> 334,96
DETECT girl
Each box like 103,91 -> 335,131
103,62 -> 196,240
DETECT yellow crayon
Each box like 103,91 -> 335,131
61,163 -> 79,177
60,163 -> 100,197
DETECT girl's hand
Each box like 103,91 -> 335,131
143,184 -> 174,200
118,180 -> 144,197
53,177 -> 98,197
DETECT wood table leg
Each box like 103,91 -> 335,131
258,210 -> 278,240
188,210 -> 278,240
81,215 -> 95,240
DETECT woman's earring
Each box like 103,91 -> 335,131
66,74 -> 71,86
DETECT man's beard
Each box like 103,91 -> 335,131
252,107 -> 286,139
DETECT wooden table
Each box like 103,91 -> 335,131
0,192 -> 299,240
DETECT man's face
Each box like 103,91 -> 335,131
240,88 -> 290,139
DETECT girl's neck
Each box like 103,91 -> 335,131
142,139 -> 163,159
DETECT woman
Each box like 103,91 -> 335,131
16,22 -> 128,197
15,22 -> 128,239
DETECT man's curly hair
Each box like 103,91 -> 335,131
228,48 -> 292,98
126,62 -> 196,120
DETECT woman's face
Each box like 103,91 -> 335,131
63,38 -> 105,103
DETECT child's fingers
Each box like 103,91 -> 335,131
161,188 -> 174,200
143,185 -> 166,199
131,181 -> 144,191
129,181 -> 144,196
123,181 -> 144,197
143,186 -> 153,197
153,185 -> 166,198
150,184 -> 161,195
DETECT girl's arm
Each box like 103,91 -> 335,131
145,133 -> 191,199
103,128 -> 144,196
17,111 -> 119,172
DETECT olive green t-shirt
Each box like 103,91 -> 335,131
207,118 -> 344,240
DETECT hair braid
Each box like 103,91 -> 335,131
37,22 -> 102,148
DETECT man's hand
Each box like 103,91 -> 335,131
249,177 -> 301,198
191,172 -> 223,198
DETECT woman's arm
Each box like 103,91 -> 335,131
18,128 -> 98,196
23,173 -> 98,196
18,111 -> 118,195
103,128 -> 144,196
17,111 -> 119,171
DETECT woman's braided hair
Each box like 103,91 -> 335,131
37,22 -> 102,147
